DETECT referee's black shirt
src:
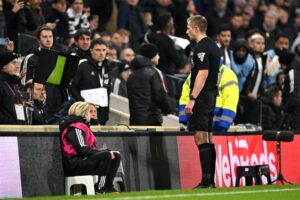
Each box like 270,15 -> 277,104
190,37 -> 221,91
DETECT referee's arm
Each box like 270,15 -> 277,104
185,70 -> 208,115
191,70 -> 208,99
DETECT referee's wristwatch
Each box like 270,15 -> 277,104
190,94 -> 196,101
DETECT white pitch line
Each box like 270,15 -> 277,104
75,188 -> 300,200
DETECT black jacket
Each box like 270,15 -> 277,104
242,54 -> 268,97
148,32 -> 185,74
3,1 -> 37,44
69,56 -> 113,125
59,116 -> 100,176
261,96 -> 284,130
31,100 -> 48,125
45,8 -> 70,42
127,55 -> 171,125
283,58 -> 300,129
21,48 -> 68,120
0,71 -> 24,124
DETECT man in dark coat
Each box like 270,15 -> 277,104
279,52 -> 300,129
69,39 -> 113,125
261,86 -> 284,130
0,52 -> 25,124
127,43 -> 171,125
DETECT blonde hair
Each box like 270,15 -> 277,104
68,101 -> 91,118
250,33 -> 264,42
187,15 -> 208,33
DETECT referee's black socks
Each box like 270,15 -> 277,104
198,143 -> 211,185
210,143 -> 216,186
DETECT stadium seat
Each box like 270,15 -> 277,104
65,175 -> 98,195
235,166 -> 259,187
256,165 -> 272,185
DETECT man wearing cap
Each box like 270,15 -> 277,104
0,52 -> 25,124
111,61 -> 131,98
127,43 -> 171,126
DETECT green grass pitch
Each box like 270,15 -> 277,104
8,184 -> 300,200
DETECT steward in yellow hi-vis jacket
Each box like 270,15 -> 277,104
179,64 -> 239,132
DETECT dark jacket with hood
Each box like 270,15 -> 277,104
69,56 -> 113,125
0,71 -> 24,124
127,55 -> 171,125
261,95 -> 284,130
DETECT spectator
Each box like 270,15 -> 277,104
229,13 -> 245,41
120,47 -> 135,62
107,44 -> 118,61
69,39 -> 113,125
127,43 -> 171,125
277,5 -> 297,43
118,0 -> 146,51
100,31 -> 112,45
260,10 -> 279,50
111,31 -> 122,49
291,34 -> 300,59
0,0 -> 7,37
0,52 -> 26,124
111,60 -> 131,98
25,81 -> 47,125
117,28 -> 130,48
89,0 -> 117,32
59,101 -> 121,193
44,0 -> 70,46
265,33 -> 290,87
243,33 -> 267,100
230,39 -> 255,92
205,0 -> 233,37
69,28 -> 91,59
147,12 -> 186,74
3,0 -> 37,46
274,71 -> 285,91
216,24 -> 232,68
261,86 -> 284,130
88,14 -> 98,32
279,51 -> 300,129
67,0 -> 89,37
20,26 -> 68,123
25,0 -> 46,37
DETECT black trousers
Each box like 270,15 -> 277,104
65,151 -> 121,188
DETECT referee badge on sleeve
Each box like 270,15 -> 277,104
197,52 -> 206,62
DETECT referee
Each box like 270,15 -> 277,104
185,15 -> 221,188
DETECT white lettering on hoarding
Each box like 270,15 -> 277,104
216,139 -> 277,187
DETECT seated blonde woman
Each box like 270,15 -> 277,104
59,101 -> 121,193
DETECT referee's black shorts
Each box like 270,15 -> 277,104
188,90 -> 216,132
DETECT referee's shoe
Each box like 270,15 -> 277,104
193,182 -> 216,189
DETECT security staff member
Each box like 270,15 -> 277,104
179,64 -> 239,133
185,15 -> 221,188
69,39 -> 112,125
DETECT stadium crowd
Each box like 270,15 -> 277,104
0,0 -> 300,131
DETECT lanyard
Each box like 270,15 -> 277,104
98,66 -> 105,87
4,81 -> 17,96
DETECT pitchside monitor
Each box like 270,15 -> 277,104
35,48 -> 79,87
